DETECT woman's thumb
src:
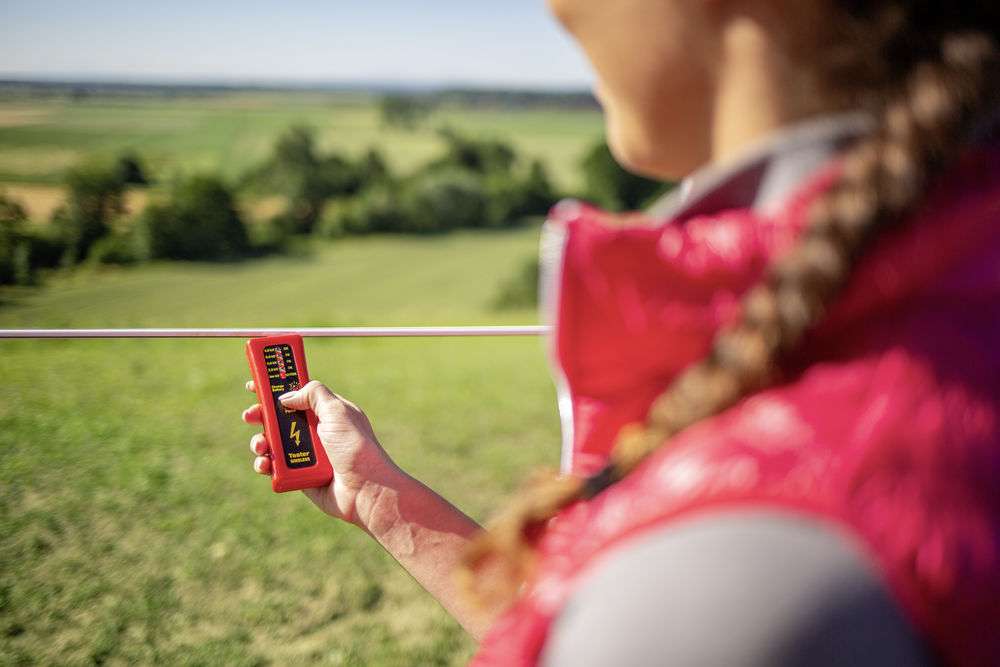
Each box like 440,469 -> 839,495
277,380 -> 322,410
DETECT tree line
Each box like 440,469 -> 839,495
0,119 -> 668,287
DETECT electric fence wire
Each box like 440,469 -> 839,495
0,326 -> 550,339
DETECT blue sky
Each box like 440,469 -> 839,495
0,0 -> 594,88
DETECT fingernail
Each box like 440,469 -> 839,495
278,392 -> 295,401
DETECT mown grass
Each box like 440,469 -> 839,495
0,226 -> 561,665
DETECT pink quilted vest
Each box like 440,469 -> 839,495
472,150 -> 1000,666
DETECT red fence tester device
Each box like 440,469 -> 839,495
246,334 -> 333,493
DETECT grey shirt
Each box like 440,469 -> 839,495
540,512 -> 934,666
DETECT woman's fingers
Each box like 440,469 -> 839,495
243,380 -> 263,425
245,378 -> 272,477
242,404 -> 262,424
253,455 -> 272,475
250,433 -> 268,456
250,433 -> 271,475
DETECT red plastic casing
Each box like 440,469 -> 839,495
246,334 -> 333,492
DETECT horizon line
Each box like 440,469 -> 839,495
0,74 -> 594,95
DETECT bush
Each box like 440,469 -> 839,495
356,149 -> 391,186
317,155 -> 553,236
380,94 -> 430,129
283,154 -> 362,233
86,229 -> 143,266
357,184 -> 415,234
57,163 -> 126,263
26,224 -> 66,269
407,170 -> 488,233
0,199 -> 66,286
86,234 -> 132,266
430,129 -> 517,175
485,160 -> 555,227
244,126 -> 370,235
143,176 -> 249,261
314,183 -> 411,236
242,124 -> 562,240
248,214 -> 296,252
315,199 -> 353,238
0,194 -> 30,284
115,152 -> 150,186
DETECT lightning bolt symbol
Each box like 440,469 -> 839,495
289,421 -> 302,448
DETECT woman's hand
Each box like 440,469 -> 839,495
241,378 -> 499,638
242,380 -> 402,528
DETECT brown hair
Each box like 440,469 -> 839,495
463,1 -> 1000,600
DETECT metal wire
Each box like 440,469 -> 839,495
0,326 -> 550,339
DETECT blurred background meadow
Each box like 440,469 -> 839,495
0,3 -> 670,664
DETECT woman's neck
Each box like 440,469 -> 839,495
710,6 -> 835,168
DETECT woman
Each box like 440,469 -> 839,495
244,0 -> 1000,663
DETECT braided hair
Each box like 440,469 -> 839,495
463,1 -> 1000,601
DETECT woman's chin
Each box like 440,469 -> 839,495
603,108 -> 700,181
608,139 -> 682,182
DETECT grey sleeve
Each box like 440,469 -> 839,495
540,511 -> 936,667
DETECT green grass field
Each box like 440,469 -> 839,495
0,227 -> 563,664
0,91 -> 603,200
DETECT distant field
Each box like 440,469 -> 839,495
0,91 -> 604,220
0,89 -> 586,663
0,227 -> 561,664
